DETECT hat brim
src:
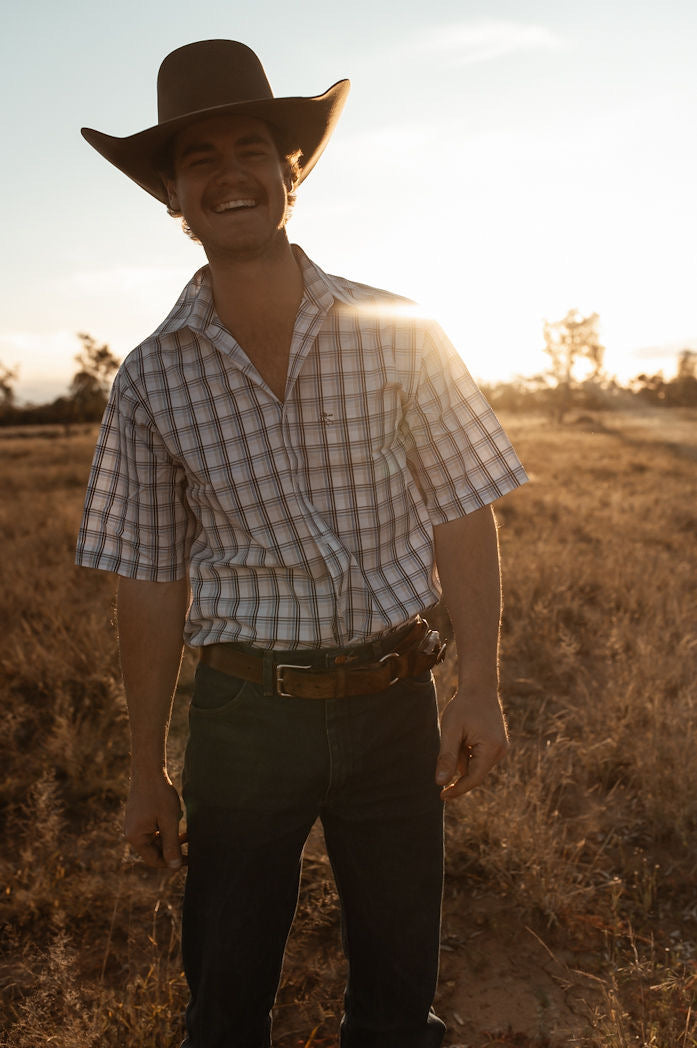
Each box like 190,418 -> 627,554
82,79 -> 350,205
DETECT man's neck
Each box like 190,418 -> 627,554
207,233 -> 304,326
205,235 -> 305,401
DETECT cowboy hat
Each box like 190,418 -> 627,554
81,40 -> 350,205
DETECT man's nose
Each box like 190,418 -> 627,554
216,151 -> 247,181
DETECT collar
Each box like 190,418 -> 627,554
152,246 -> 355,342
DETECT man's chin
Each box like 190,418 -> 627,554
202,228 -> 290,264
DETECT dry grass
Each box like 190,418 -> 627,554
1,409 -> 696,1047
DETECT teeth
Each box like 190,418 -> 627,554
213,199 -> 256,213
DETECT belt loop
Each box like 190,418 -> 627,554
262,653 -> 275,696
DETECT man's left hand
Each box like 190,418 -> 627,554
435,688 -> 509,799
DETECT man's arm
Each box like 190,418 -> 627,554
432,504 -> 509,799
117,575 -> 190,868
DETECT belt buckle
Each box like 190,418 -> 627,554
275,662 -> 313,698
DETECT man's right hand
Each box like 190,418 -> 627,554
125,770 -> 185,869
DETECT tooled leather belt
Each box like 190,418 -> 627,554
198,616 -> 446,699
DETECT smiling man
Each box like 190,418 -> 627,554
76,39 -> 527,1048
166,117 -> 295,254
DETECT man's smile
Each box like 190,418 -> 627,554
212,198 -> 258,213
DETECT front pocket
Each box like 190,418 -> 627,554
190,662 -> 253,714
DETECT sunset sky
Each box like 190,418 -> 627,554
2,0 -> 695,402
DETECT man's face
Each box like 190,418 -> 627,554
165,114 -> 291,262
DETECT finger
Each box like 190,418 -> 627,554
440,743 -> 506,799
435,729 -> 464,786
435,752 -> 458,786
130,834 -> 169,868
440,758 -> 486,799
159,818 -> 184,870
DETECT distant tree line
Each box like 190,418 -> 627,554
481,311 -> 697,420
0,334 -> 120,427
628,349 -> 697,407
1,319 -> 696,428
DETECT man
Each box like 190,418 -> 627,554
76,40 -> 527,1048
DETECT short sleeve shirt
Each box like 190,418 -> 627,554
75,248 -> 527,649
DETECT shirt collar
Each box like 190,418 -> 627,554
151,246 -> 354,342
293,245 -> 355,311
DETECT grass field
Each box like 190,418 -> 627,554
1,407 -> 696,1047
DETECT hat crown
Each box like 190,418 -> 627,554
157,40 -> 274,125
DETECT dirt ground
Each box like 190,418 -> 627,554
437,890 -> 600,1046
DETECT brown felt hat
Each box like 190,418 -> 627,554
81,40 -> 350,204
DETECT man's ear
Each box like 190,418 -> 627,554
164,178 -> 179,212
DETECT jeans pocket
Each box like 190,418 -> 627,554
190,662 -> 252,715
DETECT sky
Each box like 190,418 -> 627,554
2,0 -> 696,403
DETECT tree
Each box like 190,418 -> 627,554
676,349 -> 697,381
543,309 -> 605,422
68,333 -> 120,422
0,362 -> 19,419
669,349 -> 697,406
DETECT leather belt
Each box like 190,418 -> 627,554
198,617 -> 446,699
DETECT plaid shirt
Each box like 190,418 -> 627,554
76,248 -> 527,650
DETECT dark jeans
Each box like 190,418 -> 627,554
180,662 -> 445,1048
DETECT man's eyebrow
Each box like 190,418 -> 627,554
235,134 -> 273,149
177,141 -> 214,162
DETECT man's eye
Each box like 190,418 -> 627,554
182,154 -> 212,168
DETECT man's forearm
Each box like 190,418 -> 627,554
116,575 -> 189,868
432,505 -> 508,796
116,576 -> 190,774
433,504 -> 501,688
